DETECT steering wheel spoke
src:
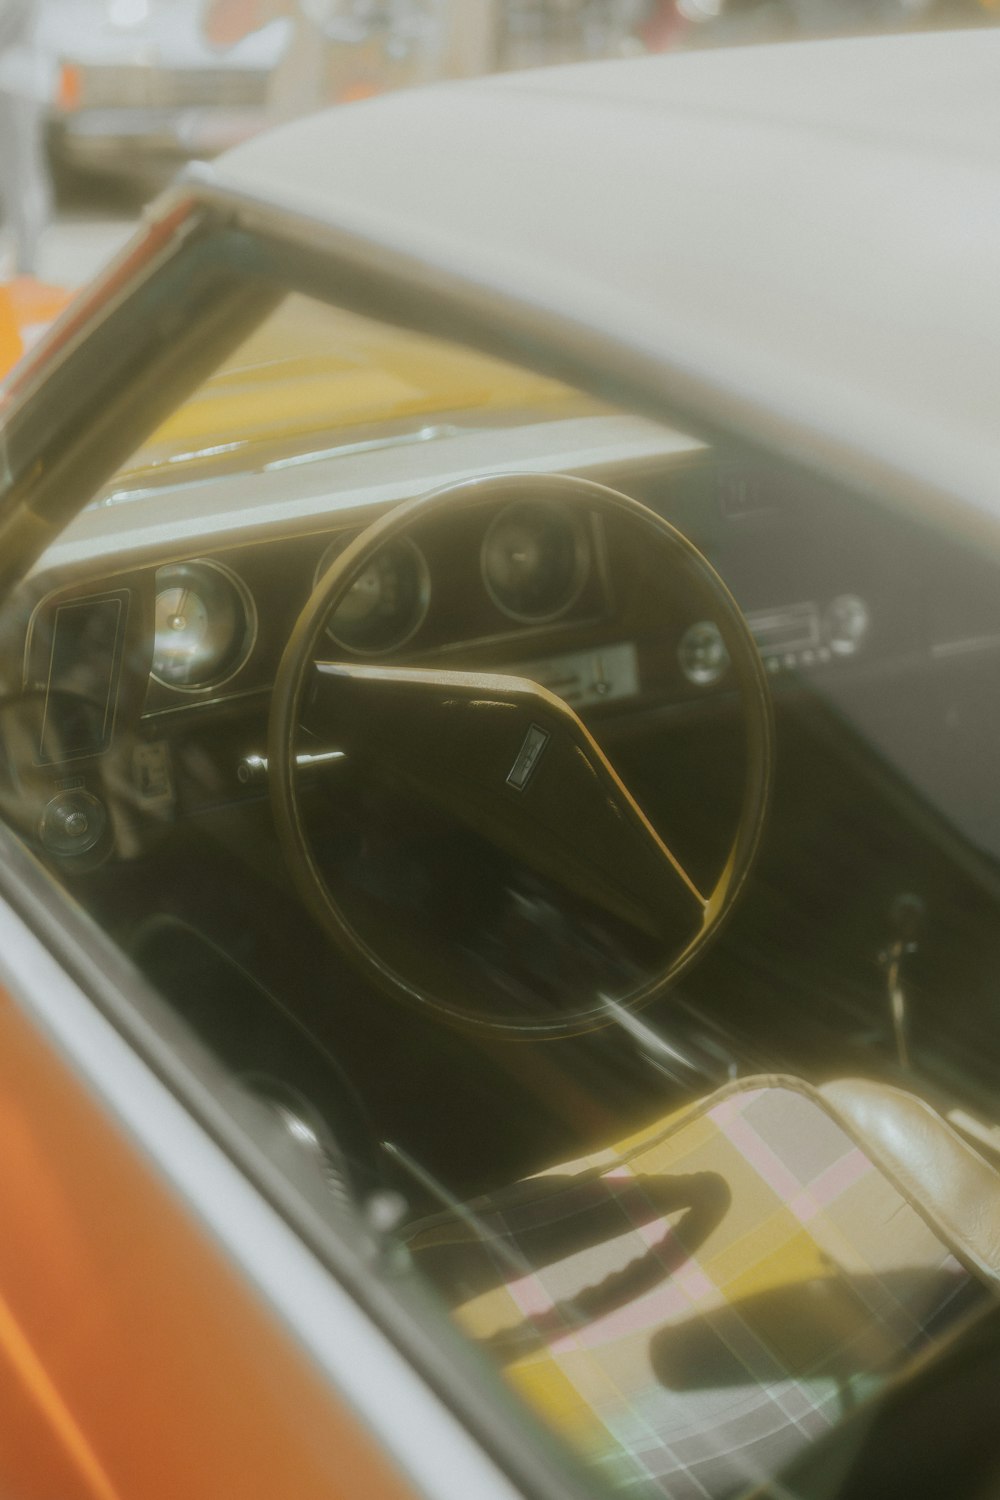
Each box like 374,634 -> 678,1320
311,658 -> 707,944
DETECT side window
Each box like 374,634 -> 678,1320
1,267 -> 998,1500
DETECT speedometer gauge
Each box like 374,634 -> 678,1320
151,561 -> 254,689
482,500 -> 589,622
317,534 -> 430,655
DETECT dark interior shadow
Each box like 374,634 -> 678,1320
131,912 -> 385,1192
651,1269 -> 984,1391
413,1168 -> 731,1362
306,769 -> 671,1023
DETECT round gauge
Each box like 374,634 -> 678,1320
317,534 -> 430,655
481,500 -> 590,623
678,620 -> 730,686
151,560 -> 254,689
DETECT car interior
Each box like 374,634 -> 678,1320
2,288 -> 1000,1499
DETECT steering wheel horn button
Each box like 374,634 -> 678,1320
507,724 -> 550,791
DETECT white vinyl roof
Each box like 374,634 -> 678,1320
202,30 -> 1000,533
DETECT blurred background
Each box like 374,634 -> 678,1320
1,0 -> 998,301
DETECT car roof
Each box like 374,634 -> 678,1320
201,30 -> 1000,539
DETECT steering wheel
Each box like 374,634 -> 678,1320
269,473 -> 773,1037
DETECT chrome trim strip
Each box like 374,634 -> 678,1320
265,423 -> 470,475
95,425 -> 473,508
930,633 -> 1000,661
141,683 -> 268,719
0,896 -> 524,1500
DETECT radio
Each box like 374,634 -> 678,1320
678,596 -> 871,686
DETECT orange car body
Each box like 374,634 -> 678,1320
0,977 -> 416,1500
0,280 -> 72,378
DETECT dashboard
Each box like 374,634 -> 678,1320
4,408 -> 998,878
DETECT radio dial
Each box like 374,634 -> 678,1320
825,594 -> 870,656
679,621 -> 730,686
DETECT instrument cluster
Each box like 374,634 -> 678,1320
16,492 -> 608,737
314,497 -> 595,658
24,473 -> 883,779
30,490 -> 880,758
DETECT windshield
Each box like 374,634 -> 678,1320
113,294 -> 599,489
2,275 -> 998,1500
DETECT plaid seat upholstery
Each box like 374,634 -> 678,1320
409,1076 -> 986,1498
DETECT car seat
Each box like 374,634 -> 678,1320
408,1074 -> 1000,1499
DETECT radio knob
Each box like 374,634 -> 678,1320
825,594 -> 870,656
679,620 -> 730,686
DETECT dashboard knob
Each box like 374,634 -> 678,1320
825,594 -> 870,656
39,791 -> 106,857
678,620 -> 730,686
